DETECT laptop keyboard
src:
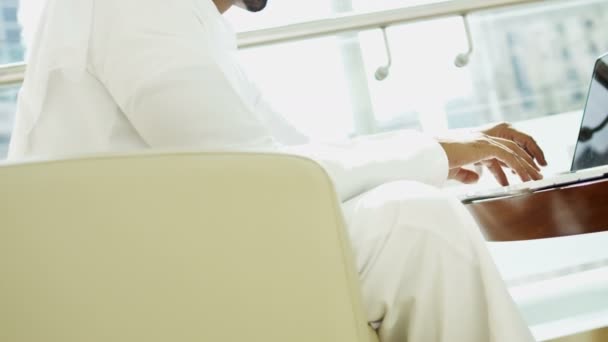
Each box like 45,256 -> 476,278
458,166 -> 608,203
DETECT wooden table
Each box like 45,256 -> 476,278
465,178 -> 608,241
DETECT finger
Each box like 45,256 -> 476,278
489,142 -> 541,182
498,153 -> 531,182
494,137 -> 541,171
484,160 -> 509,186
511,131 -> 548,166
489,138 -> 543,181
486,124 -> 548,167
497,160 -> 516,173
450,167 -> 480,184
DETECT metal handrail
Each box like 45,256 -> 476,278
0,62 -> 26,87
0,0 -> 550,87
237,0 -> 548,48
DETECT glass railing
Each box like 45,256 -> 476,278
0,0 -> 600,149
0,0 -> 551,85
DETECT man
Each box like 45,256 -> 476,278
11,0 -> 546,341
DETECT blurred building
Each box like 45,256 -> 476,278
463,0 -> 608,125
0,0 -> 22,63
0,0 -> 21,156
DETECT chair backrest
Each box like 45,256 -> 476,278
0,152 -> 371,342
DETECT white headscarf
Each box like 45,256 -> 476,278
15,0 -> 93,141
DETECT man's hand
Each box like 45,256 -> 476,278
438,122 -> 547,186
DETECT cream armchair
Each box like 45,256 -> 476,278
0,152 -> 379,342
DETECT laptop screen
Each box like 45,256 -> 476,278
572,54 -> 608,171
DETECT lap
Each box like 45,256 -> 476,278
341,180 -> 483,275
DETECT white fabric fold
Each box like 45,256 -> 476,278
14,0 -> 93,155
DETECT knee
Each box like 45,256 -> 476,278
368,181 -> 483,255
367,181 -> 463,219
364,181 -> 453,210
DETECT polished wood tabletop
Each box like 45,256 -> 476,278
465,178 -> 608,241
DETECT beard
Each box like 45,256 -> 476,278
242,0 -> 268,12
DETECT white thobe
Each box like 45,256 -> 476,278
9,0 -> 535,341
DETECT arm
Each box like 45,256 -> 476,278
286,121 -> 550,202
283,130 -> 449,202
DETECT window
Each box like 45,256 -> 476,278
228,0 -> 608,136
355,0 -> 608,133
238,36 -> 356,140
2,7 -> 17,22
0,86 -> 18,158
0,2 -> 23,157
8,47 -> 23,62
357,17 -> 473,132
5,28 -> 21,43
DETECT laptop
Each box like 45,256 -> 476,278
461,52 -> 608,203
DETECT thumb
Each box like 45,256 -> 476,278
449,167 -> 480,184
